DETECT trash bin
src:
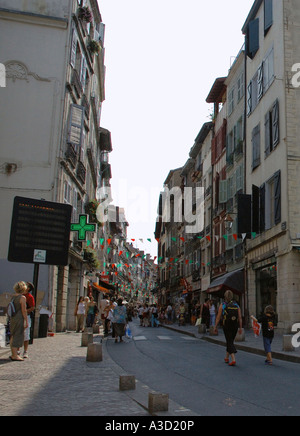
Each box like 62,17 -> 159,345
38,314 -> 49,338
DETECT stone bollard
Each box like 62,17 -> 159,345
283,335 -> 295,352
209,326 -> 218,336
93,324 -> 100,334
86,343 -> 103,362
148,393 -> 169,414
198,324 -> 207,334
81,332 -> 93,347
235,328 -> 245,342
119,375 -> 136,391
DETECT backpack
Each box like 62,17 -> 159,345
223,302 -> 239,327
7,299 -> 16,318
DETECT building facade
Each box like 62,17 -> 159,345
0,0 -> 109,332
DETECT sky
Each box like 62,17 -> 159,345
98,0 -> 255,258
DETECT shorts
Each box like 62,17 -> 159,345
263,337 -> 273,353
24,316 -> 31,342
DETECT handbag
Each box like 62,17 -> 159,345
195,317 -> 202,327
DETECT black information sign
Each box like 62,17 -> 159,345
8,197 -> 73,266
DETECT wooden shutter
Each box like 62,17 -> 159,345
258,64 -> 264,100
252,185 -> 260,234
274,170 -> 281,225
264,0 -> 273,34
272,99 -> 280,147
260,184 -> 266,232
70,28 -> 78,68
247,82 -> 252,116
264,111 -> 271,157
252,124 -> 261,170
68,104 -> 84,149
248,19 -> 259,59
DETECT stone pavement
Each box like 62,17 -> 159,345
162,322 -> 300,364
0,329 -> 198,417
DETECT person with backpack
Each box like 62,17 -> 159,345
214,290 -> 243,366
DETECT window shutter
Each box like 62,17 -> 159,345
252,124 -> 261,170
252,185 -> 260,234
264,111 -> 271,157
247,82 -> 252,116
260,183 -> 266,232
274,170 -> 281,225
258,64 -> 264,100
80,55 -> 87,91
272,99 -> 280,147
264,0 -> 273,34
70,28 -> 78,68
68,104 -> 85,149
248,19 -> 259,59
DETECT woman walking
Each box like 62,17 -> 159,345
74,296 -> 86,333
214,290 -> 242,366
113,298 -> 127,343
9,281 -> 28,361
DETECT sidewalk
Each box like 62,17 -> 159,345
0,329 -> 198,416
162,322 -> 300,364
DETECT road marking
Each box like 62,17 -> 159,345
180,336 -> 197,341
157,336 -> 172,340
133,336 -> 147,341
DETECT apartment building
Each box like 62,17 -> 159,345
0,0 -> 110,332
242,0 -> 300,331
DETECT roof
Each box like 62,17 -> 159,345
206,77 -> 227,104
190,122 -> 213,159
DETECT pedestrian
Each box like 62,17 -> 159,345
86,296 -> 98,328
22,281 -> 36,358
138,305 -> 144,326
151,304 -> 159,328
200,299 -> 210,329
9,281 -> 28,361
251,306 -> 277,365
142,304 -> 150,327
214,290 -> 242,366
179,302 -> 185,326
209,299 -> 216,327
113,298 -> 127,343
74,296 -> 86,333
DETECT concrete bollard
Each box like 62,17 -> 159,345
93,324 -> 100,334
198,324 -> 207,334
81,332 -> 93,347
119,375 -> 136,391
148,393 -> 169,414
235,328 -> 245,342
86,343 -> 103,362
283,335 -> 295,352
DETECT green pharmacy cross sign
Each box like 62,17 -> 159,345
71,215 -> 97,241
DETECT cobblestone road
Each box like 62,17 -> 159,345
0,332 -> 149,416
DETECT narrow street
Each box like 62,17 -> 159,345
107,320 -> 300,416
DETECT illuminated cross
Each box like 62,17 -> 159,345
71,215 -> 97,241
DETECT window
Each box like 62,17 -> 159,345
259,170 -> 281,232
68,104 -> 84,150
237,72 -> 244,102
228,87 -> 235,116
264,0 -> 273,35
247,18 -> 259,59
265,171 -> 281,229
265,99 -> 279,157
70,27 -> 78,68
263,47 -> 274,92
252,124 -> 261,170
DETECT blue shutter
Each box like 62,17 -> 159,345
248,19 -> 259,59
264,0 -> 273,34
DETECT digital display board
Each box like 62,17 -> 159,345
8,197 -> 73,266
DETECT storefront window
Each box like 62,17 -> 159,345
255,264 -> 277,316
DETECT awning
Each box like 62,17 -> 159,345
207,269 -> 245,297
92,283 -> 111,294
